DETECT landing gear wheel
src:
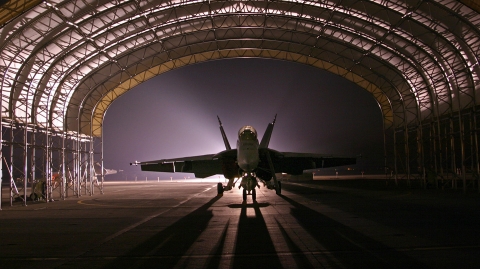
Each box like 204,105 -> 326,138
242,188 -> 247,202
217,182 -> 224,196
275,181 -> 282,195
252,188 -> 256,202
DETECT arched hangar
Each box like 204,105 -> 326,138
1,0 -> 479,204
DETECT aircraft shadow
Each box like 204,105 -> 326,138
231,203 -> 283,269
278,193 -> 428,269
228,202 -> 270,208
104,196 -> 221,269
203,219 -> 230,269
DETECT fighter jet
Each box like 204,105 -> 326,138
94,162 -> 118,177
131,115 -> 355,202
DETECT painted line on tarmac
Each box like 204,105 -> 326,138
98,184 -> 216,243
63,184 -> 217,264
77,185 -> 214,207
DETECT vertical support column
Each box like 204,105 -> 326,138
404,125 -> 411,187
91,136 -> 104,195
394,127 -> 408,184
442,120 -> 448,187
101,134 -> 104,194
393,129 -> 398,186
61,131 -> 66,200
417,122 -> 425,189
473,109 -> 480,193
0,122 -> 10,209
45,128 -> 53,201
70,134 -> 77,197
449,117 -> 457,189
84,139 -> 89,195
384,128 -> 389,184
80,139 -> 85,196
76,106 -> 82,198
49,133 -> 60,200
8,122 -> 27,205
91,109 -> 105,195
29,127 -> 35,201
0,90 -> 2,210
458,112 -> 466,193
83,139 -> 92,196
381,106 -> 396,186
65,133 -> 71,198
81,139 -> 85,196
89,136 -> 94,195
75,136 -> 80,197
435,119 -> 442,187
89,136 -> 98,195
89,139 -> 94,195
431,122 -> 439,188
466,111 -> 478,190
9,122 -> 14,206
23,124 -> 28,206
65,132 -> 76,198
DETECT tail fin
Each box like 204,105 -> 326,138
217,116 -> 231,150
259,114 -> 277,149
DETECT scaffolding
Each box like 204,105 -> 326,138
0,119 -> 104,206
384,108 -> 480,192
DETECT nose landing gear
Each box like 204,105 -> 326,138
240,174 -> 258,203
242,188 -> 257,203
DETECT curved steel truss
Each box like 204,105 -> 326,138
1,0 -> 480,204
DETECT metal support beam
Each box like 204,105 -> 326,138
61,131 -> 66,200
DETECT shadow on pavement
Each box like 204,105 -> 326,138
104,196 -> 221,268
204,219 -> 230,269
279,194 -> 428,269
232,202 -> 283,269
273,218 -> 319,268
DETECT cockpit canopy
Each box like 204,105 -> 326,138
238,126 -> 257,140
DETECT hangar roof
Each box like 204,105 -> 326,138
0,0 -> 479,137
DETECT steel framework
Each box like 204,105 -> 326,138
1,0 -> 480,207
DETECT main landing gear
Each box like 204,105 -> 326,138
275,181 -> 281,195
217,182 -> 224,196
217,177 -> 237,196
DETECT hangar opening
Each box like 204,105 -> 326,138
103,58 -> 385,180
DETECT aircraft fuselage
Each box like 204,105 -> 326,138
236,125 -> 259,173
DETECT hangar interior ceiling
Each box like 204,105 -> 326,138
0,0 -> 479,204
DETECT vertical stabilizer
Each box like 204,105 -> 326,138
217,116 -> 231,150
260,114 -> 277,149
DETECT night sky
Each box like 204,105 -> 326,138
103,58 -> 384,180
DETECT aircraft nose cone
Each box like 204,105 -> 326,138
238,126 -> 257,140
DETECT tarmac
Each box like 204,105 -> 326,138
1,178 -> 480,269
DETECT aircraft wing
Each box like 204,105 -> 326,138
262,150 -> 356,175
135,154 -> 225,178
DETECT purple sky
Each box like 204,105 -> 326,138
103,58 -> 384,180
